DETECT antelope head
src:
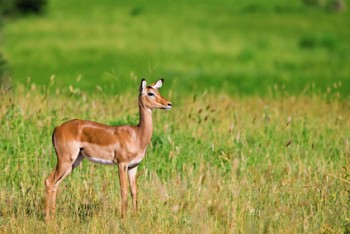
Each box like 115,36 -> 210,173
139,79 -> 172,111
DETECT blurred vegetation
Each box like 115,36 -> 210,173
0,17 -> 5,85
2,0 -> 350,98
302,0 -> 346,12
0,53 -> 8,86
0,0 -> 47,87
0,0 -> 47,16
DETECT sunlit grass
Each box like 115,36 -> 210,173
0,83 -> 349,233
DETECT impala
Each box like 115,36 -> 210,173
44,79 -> 172,222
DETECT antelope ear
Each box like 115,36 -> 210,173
140,79 -> 147,93
152,79 -> 164,89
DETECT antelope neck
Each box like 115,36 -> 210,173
137,98 -> 153,148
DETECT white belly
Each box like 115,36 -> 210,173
86,157 -> 115,165
128,157 -> 143,169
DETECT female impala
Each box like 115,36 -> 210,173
44,79 -> 172,222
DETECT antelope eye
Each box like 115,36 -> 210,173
147,92 -> 155,97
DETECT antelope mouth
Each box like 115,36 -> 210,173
162,106 -> 172,110
162,102 -> 172,110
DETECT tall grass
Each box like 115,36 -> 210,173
0,82 -> 349,233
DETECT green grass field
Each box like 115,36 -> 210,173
1,0 -> 350,233
1,85 -> 349,233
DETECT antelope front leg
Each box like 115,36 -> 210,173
128,166 -> 138,212
44,184 -> 53,222
118,163 -> 128,218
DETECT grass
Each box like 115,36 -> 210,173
2,0 -> 350,97
1,0 -> 350,232
0,83 -> 349,233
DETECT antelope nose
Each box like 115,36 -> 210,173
167,102 -> 172,107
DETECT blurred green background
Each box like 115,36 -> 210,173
1,0 -> 350,97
